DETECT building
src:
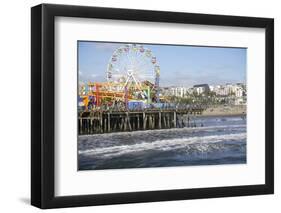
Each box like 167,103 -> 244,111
213,83 -> 246,97
209,85 -> 215,92
235,87 -> 244,97
193,84 -> 210,94
170,87 -> 188,97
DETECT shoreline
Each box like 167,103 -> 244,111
201,105 -> 246,117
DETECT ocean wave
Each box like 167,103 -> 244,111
79,132 -> 246,158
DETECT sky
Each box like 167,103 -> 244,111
78,41 -> 246,87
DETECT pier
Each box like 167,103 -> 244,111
78,107 -> 205,135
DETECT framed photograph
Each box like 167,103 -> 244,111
31,4 -> 274,209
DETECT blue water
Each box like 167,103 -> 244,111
78,116 -> 246,170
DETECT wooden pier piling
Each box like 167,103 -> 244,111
78,107 -> 204,135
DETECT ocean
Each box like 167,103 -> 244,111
78,115 -> 246,170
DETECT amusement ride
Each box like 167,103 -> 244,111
79,44 -> 161,110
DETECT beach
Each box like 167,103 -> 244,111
202,105 -> 246,117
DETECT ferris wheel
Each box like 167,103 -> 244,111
106,44 -> 160,101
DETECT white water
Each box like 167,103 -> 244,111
79,132 -> 246,158
78,116 -> 247,169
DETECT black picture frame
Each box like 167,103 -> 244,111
31,3 -> 274,209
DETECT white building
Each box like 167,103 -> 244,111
213,83 -> 246,97
160,86 -> 190,97
170,87 -> 189,97
235,87 -> 244,97
209,85 -> 215,92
